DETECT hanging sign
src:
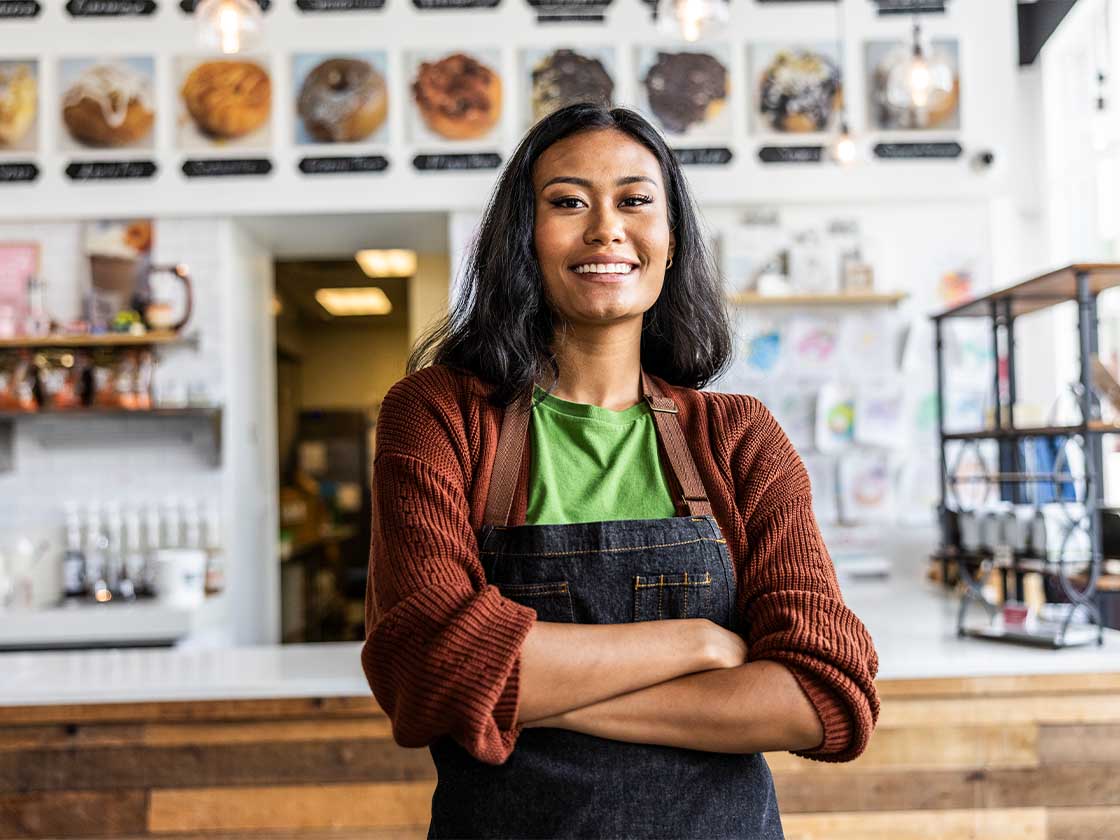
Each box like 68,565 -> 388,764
673,147 -> 733,166
413,152 -> 501,171
413,0 -> 499,8
0,1 -> 40,16
873,0 -> 946,14
296,0 -> 385,9
299,155 -> 389,175
0,163 -> 38,183
525,0 -> 612,24
65,0 -> 157,15
758,146 -> 823,164
65,160 -> 157,181
873,141 -> 962,159
182,158 -> 272,177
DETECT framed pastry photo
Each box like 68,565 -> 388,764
406,49 -> 504,147
58,56 -> 156,153
520,46 -> 616,133
0,60 -> 39,155
748,43 -> 844,137
634,44 -> 732,142
293,51 -> 389,148
865,38 -> 961,131
175,55 -> 272,152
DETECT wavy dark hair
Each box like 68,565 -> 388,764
407,101 -> 733,407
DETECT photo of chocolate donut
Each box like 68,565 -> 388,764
293,52 -> 389,146
866,39 -> 960,131
59,57 -> 155,151
522,47 -> 615,129
0,60 -> 38,153
636,45 -> 731,138
176,55 -> 272,151
750,44 -> 843,135
408,49 -> 502,144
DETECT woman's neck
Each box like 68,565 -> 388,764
541,328 -> 644,412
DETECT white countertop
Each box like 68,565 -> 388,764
0,541 -> 1116,707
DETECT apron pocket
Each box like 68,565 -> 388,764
632,571 -> 713,622
497,580 -> 575,623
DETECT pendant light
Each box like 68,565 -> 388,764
655,0 -> 729,43
195,0 -> 264,55
827,0 -> 857,166
904,21 -> 933,108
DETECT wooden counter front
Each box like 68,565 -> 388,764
2,672 -> 1119,839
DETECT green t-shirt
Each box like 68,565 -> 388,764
525,384 -> 678,525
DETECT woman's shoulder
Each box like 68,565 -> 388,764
376,364 -> 495,458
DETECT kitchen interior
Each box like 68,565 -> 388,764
2,0 -> 1120,838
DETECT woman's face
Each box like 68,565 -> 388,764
532,128 -> 675,331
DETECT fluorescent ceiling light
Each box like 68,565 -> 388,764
355,249 -> 417,278
315,287 -> 393,317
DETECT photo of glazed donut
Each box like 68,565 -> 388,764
293,52 -> 389,145
176,55 -> 272,150
636,45 -> 731,138
59,57 -> 155,151
408,50 -> 502,143
0,61 -> 38,152
866,39 -> 960,131
750,44 -> 843,134
523,47 -> 615,128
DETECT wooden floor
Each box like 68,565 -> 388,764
1,672 -> 1118,839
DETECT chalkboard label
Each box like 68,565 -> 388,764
874,141 -> 962,159
673,147 -> 733,166
526,0 -> 610,23
180,0 -> 267,10
65,160 -> 157,180
0,0 -> 41,17
874,0 -> 945,14
296,0 -> 385,9
182,158 -> 272,177
413,0 -> 499,8
413,152 -> 501,171
299,155 -> 388,175
66,0 -> 157,15
0,162 -> 38,183
758,146 -> 823,164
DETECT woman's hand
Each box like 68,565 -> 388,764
698,619 -> 750,670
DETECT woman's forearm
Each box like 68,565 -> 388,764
525,659 -> 825,754
516,619 -> 718,724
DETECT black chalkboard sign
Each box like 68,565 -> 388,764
65,160 -> 157,181
526,0 -> 611,23
296,0 -> 385,9
413,153 -> 501,171
182,158 -> 272,177
180,0 -> 267,11
873,0 -> 946,14
758,146 -> 823,164
672,147 -> 733,166
0,163 -> 38,183
873,141 -> 962,159
413,0 -> 499,8
299,155 -> 389,175
66,0 -> 157,16
0,1 -> 41,17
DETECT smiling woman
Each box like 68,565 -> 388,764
363,102 -> 880,839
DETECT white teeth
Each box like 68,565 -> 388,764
573,263 -> 634,274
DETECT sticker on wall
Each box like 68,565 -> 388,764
65,160 -> 158,180
412,152 -> 501,171
296,0 -> 385,9
0,1 -> 41,17
635,45 -> 731,142
413,0 -> 498,9
749,43 -> 843,136
758,146 -> 823,164
866,38 -> 960,131
407,50 -> 503,160
525,0 -> 615,24
180,0 -> 268,10
299,155 -> 388,175
182,158 -> 271,177
521,47 -> 615,130
293,52 -> 389,148
873,141 -> 962,160
176,55 -> 272,153
59,57 -> 156,154
873,0 -> 946,14
838,451 -> 895,523
0,61 -> 38,156
0,162 -> 37,182
65,0 -> 157,16
815,382 -> 855,453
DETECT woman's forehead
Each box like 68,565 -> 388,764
533,131 -> 662,187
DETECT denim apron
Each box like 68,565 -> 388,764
427,370 -> 784,839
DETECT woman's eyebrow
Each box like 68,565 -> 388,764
541,175 -> 658,189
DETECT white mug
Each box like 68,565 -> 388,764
154,548 -> 207,607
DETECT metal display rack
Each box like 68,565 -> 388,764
931,264 -> 1120,648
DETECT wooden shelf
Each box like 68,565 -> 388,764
0,331 -> 189,350
727,291 -> 907,307
942,421 -> 1120,441
932,263 -> 1120,320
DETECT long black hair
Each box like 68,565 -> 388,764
407,101 -> 733,407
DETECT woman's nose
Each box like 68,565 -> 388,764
584,206 -> 626,245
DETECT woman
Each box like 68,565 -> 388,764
362,102 -> 879,839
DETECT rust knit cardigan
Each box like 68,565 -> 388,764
362,364 -> 880,766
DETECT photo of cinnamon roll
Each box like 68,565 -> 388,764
59,57 -> 155,150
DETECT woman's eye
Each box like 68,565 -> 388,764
549,195 -> 653,209
622,195 -> 653,207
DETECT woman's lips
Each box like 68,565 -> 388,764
569,267 -> 637,284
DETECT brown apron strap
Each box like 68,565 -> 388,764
483,370 -> 713,527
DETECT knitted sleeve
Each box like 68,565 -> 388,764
361,374 -> 537,765
732,400 -> 880,763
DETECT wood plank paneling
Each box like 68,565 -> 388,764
780,807 -> 1047,840
0,790 -> 147,838
142,718 -> 394,747
0,697 -> 382,726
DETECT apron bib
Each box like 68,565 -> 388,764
428,370 -> 785,839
